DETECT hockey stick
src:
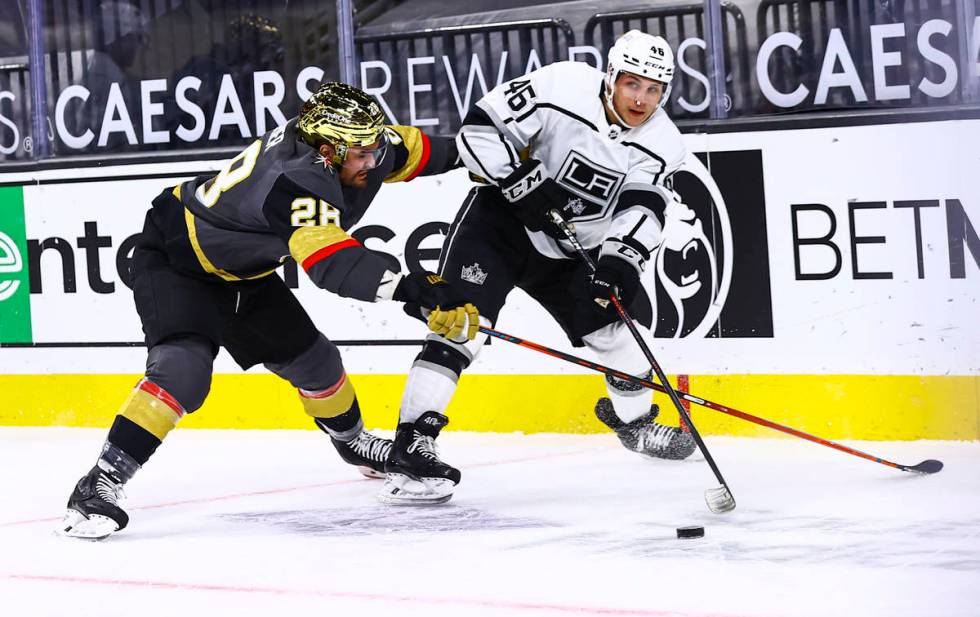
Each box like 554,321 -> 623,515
548,210 -> 736,513
478,327 -> 944,476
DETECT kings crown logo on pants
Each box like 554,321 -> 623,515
461,263 -> 488,285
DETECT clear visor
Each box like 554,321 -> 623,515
342,134 -> 389,170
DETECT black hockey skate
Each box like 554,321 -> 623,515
379,411 -> 460,505
330,430 -> 392,479
59,465 -> 129,540
595,397 -> 697,461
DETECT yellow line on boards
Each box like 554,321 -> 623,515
0,374 -> 976,440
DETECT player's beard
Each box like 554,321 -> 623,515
340,168 -> 370,188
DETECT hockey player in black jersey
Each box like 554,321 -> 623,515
379,31 -> 698,505
59,82 -> 480,539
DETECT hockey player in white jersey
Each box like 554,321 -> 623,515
379,30 -> 697,504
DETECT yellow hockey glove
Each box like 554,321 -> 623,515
427,303 -> 480,341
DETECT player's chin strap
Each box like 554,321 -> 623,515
603,86 -> 640,130
603,90 -> 628,129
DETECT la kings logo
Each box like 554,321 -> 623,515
555,150 -> 624,220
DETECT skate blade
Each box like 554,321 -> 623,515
356,466 -> 386,480
377,473 -> 455,506
57,509 -> 120,540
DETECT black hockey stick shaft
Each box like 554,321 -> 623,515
480,325 -> 942,475
548,211 -> 736,510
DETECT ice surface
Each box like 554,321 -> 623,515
2,427 -> 978,617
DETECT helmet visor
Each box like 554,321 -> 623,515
341,133 -> 389,171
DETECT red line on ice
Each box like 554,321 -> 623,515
0,447 -> 599,527
3,573 -> 749,617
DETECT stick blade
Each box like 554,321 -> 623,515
705,485 -> 736,513
907,459 -> 943,474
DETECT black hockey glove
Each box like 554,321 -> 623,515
393,271 -> 469,309
498,159 -> 567,239
393,272 -> 481,340
590,237 -> 649,310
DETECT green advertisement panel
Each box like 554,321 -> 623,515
0,185 -> 31,343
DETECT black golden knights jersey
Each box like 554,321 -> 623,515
167,118 -> 455,301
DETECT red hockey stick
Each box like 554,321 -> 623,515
480,326 -> 943,475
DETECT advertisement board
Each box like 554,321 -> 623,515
1,119 -> 977,438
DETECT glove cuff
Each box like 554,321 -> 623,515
499,159 -> 546,203
391,272 -> 415,303
599,236 -> 649,276
375,270 -> 403,302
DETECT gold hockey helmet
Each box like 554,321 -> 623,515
298,82 -> 386,165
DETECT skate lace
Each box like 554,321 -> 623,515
95,473 -> 124,505
406,432 -> 439,460
637,423 -> 676,453
349,431 -> 391,463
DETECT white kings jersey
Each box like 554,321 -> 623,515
456,60 -> 687,260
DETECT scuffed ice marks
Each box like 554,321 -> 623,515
219,506 -> 980,571
599,514 -> 980,571
220,505 -> 558,536
500,511 -> 980,572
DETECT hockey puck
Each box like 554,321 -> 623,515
676,526 -> 705,539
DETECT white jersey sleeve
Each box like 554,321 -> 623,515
606,110 -> 687,260
453,59 -> 688,262
455,64 -> 563,183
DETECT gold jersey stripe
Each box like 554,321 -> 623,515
119,387 -> 182,441
184,208 -> 239,281
384,125 -> 427,184
299,375 -> 357,419
288,224 -> 353,265
183,208 -> 277,282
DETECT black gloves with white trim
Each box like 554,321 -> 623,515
590,236 -> 650,310
498,159 -> 567,239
